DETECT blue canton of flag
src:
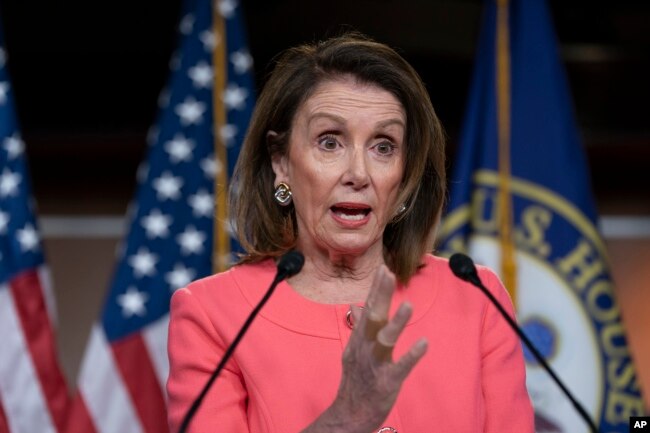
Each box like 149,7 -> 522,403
0,36 -> 43,283
436,0 -> 645,432
0,25 -> 70,433
68,1 -> 255,432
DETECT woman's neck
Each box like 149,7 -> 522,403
286,244 -> 385,304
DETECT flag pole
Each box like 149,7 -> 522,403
496,0 -> 518,305
213,4 -> 230,273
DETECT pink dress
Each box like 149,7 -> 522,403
167,254 -> 534,432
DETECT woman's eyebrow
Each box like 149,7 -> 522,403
307,113 -> 405,131
376,118 -> 406,130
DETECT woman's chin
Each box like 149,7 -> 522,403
319,235 -> 382,258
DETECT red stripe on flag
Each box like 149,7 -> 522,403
0,394 -> 10,433
10,270 -> 70,432
65,394 -> 98,433
112,333 -> 169,433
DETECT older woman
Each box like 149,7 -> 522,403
167,34 -> 534,432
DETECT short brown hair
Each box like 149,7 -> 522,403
230,33 -> 446,282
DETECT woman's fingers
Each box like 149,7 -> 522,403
364,265 -> 395,323
349,266 -> 428,371
334,270 -> 428,429
394,338 -> 428,380
351,267 -> 419,364
376,302 -> 412,347
372,302 -> 413,362
350,304 -> 363,325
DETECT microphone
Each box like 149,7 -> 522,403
276,249 -> 306,281
178,250 -> 305,433
449,253 -> 599,433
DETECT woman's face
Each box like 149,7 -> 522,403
272,76 -> 406,259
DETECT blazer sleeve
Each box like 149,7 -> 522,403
478,268 -> 535,433
167,285 -> 250,433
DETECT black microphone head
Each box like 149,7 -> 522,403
277,250 -> 305,279
449,253 -> 478,282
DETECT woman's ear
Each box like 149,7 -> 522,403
268,130 -> 289,184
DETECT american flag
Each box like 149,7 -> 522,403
67,0 -> 254,432
0,24 -> 71,433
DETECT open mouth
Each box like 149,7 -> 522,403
330,205 -> 371,221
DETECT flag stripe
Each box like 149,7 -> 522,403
112,334 -> 169,433
77,327 -> 143,433
1,21 -> 70,433
0,286 -> 57,433
142,315 -> 170,388
38,267 -> 57,325
65,395 -> 98,433
0,395 -> 9,433
9,270 -> 69,432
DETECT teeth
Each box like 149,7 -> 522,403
334,211 -> 366,221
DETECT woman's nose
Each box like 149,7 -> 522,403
342,147 -> 370,189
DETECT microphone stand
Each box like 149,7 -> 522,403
178,251 -> 304,433
449,253 -> 599,433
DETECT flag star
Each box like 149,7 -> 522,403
200,30 -> 220,52
117,286 -> 149,318
165,134 -> 195,163
188,190 -> 214,217
216,0 -> 238,19
152,172 -> 183,200
175,97 -> 207,125
222,83 -> 248,111
219,124 -> 238,147
128,247 -> 158,278
165,263 -> 196,291
141,209 -> 173,239
3,134 -> 25,159
17,223 -> 40,252
0,82 -> 9,105
177,226 -> 206,255
200,156 -> 222,179
0,168 -> 21,197
179,14 -> 195,35
230,49 -> 253,74
188,62 -> 213,89
0,211 -> 9,234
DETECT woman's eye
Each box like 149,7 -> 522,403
318,136 -> 339,150
376,142 -> 395,155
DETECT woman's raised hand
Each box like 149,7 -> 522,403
304,265 -> 428,433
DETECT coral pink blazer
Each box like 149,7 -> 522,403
167,255 -> 534,432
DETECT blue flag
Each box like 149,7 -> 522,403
437,0 -> 644,431
69,0 -> 255,431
